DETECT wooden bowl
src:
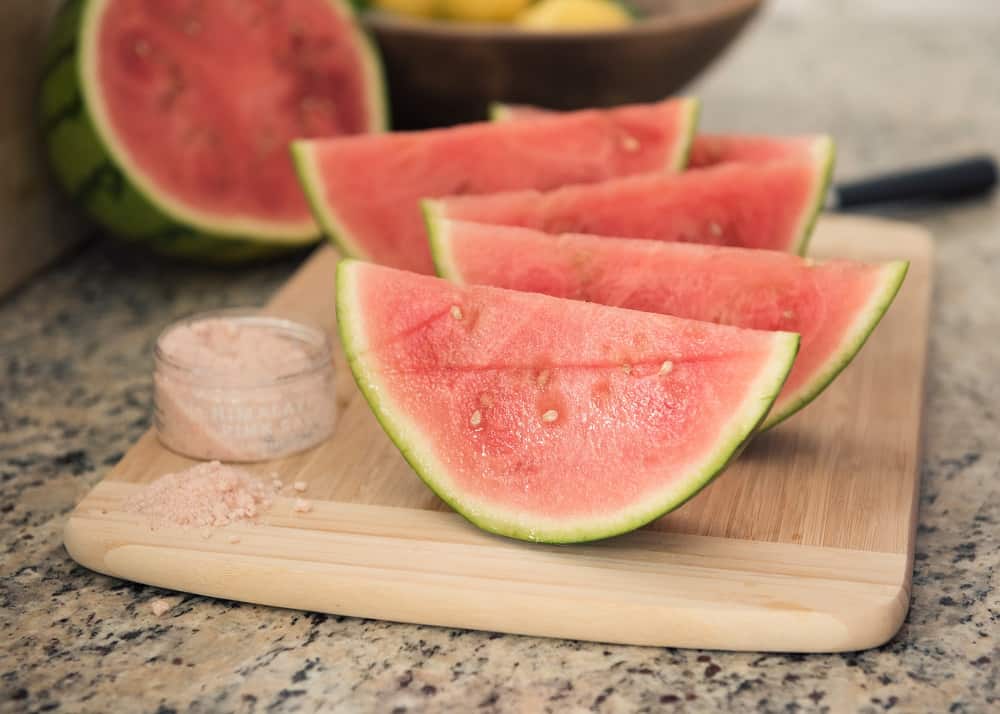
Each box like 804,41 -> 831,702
363,0 -> 763,129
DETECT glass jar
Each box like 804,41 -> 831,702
153,309 -> 337,462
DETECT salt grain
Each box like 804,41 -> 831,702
659,360 -> 674,376
150,599 -> 172,617
123,461 -> 277,529
621,135 -> 640,152
470,410 -> 482,427
542,409 -> 559,423
709,222 -> 723,237
228,535 -> 241,544
450,305 -> 463,320
294,499 -> 312,513
293,481 -> 308,493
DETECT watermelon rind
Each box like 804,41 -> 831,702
760,259 -> 909,430
337,258 -> 800,543
793,137 -> 837,255
41,0 -> 387,262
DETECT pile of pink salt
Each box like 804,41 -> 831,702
124,461 -> 278,528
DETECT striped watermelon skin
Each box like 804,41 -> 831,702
39,0 -> 385,263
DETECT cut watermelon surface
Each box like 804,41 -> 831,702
293,98 -> 700,272
490,102 -> 831,170
430,222 -> 908,429
41,0 -> 385,260
425,151 -> 834,255
337,260 -> 799,542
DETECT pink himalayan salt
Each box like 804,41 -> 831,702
154,315 -> 337,462
293,498 -> 312,513
150,599 -> 172,616
124,461 -> 277,528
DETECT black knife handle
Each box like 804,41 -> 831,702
834,155 -> 997,208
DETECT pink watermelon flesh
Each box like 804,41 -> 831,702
294,98 -> 698,272
688,134 -> 828,168
431,221 -> 908,429
96,0 -> 380,226
337,260 -> 799,542
492,103 -> 828,170
426,155 -> 833,255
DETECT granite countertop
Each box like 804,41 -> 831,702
2,3 -> 998,712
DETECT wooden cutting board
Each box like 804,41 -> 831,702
64,215 -> 932,653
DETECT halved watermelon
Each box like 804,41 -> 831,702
338,260 -> 799,542
490,102 -> 831,170
41,0 -> 386,261
424,151 -> 834,256
293,97 -> 700,272
430,221 -> 908,429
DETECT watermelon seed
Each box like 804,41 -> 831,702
709,222 -> 723,237
783,310 -> 794,319
659,360 -> 673,376
450,305 -> 463,320
621,135 -> 640,152
542,409 -> 559,423
537,370 -> 550,388
622,364 -> 632,375
470,410 -> 482,427
134,39 -> 151,57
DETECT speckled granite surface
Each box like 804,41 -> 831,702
2,3 -> 998,713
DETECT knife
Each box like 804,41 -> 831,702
828,155 -> 997,211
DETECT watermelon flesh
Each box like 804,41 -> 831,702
491,103 -> 830,170
430,221 -> 908,429
293,98 -> 699,272
53,0 -> 385,253
338,260 -> 799,542
425,151 -> 834,256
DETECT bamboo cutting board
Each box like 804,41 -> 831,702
64,215 -> 932,652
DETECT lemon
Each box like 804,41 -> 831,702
515,0 -> 633,31
440,0 -> 534,23
372,0 -> 439,19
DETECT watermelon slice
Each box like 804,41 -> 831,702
490,102 -> 831,170
40,0 -> 386,261
429,221 -> 908,429
338,260 -> 800,543
292,98 -> 700,272
424,150 -> 834,256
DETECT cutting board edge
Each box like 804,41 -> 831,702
63,502 -> 910,653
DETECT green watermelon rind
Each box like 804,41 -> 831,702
41,0 -> 387,262
793,136 -> 837,255
760,259 -> 909,430
337,258 -> 801,543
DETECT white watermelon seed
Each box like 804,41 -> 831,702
709,222 -> 723,237
783,310 -> 795,319
542,409 -> 559,423
450,305 -> 463,320
470,410 -> 482,427
621,363 -> 632,375
659,360 -> 674,375
621,135 -> 640,152
537,370 -> 550,388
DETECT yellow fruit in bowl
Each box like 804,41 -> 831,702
516,0 -> 633,31
440,0 -> 535,23
372,0 -> 439,19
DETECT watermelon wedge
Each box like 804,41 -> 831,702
338,260 -> 800,543
424,151 -> 834,256
429,221 -> 908,429
292,98 -> 700,272
41,0 -> 386,261
490,102 -> 831,170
